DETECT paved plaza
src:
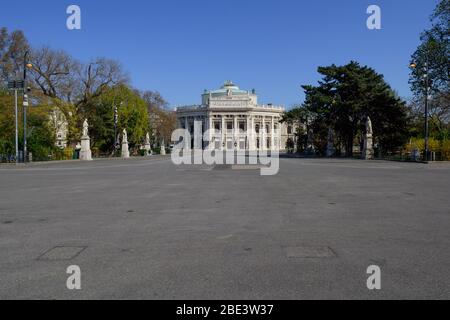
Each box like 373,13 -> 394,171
0,157 -> 449,299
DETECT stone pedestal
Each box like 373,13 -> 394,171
144,144 -> 152,156
160,145 -> 166,155
363,134 -> 374,160
80,136 -> 92,161
122,141 -> 130,159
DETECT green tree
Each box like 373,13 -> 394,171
409,0 -> 449,139
302,61 -> 409,156
84,84 -> 149,153
282,106 -> 309,152
0,89 -> 56,161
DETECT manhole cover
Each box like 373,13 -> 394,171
37,246 -> 87,261
285,246 -> 336,259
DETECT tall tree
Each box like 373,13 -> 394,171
141,90 -> 174,145
409,0 -> 449,138
29,47 -> 77,100
84,84 -> 149,153
302,61 -> 409,156
0,28 -> 30,83
281,106 -> 309,152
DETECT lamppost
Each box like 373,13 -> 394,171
113,100 -> 123,153
114,104 -> 118,149
23,51 -> 33,162
410,58 -> 430,162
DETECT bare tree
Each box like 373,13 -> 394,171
29,47 -> 77,100
0,28 -> 30,83
75,58 -> 128,109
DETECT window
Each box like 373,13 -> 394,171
214,122 -> 221,131
239,122 -> 246,132
227,122 -> 233,130
288,126 -> 293,135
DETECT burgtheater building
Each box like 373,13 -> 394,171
176,81 -> 291,151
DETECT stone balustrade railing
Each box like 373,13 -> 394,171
176,104 -> 285,112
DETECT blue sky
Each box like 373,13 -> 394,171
0,0 -> 437,108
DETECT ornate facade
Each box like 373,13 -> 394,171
176,81 -> 292,151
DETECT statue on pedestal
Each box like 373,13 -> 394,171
160,139 -> 166,155
144,132 -> 152,156
80,119 -> 92,161
121,128 -> 130,159
362,117 -> 374,160
82,119 -> 89,137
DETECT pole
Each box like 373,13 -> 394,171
14,89 -> 19,164
23,51 -> 29,162
114,105 -> 118,150
424,60 -> 429,162
23,95 -> 27,162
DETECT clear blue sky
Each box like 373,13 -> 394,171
1,0 -> 437,108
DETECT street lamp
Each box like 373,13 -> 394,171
410,59 -> 430,162
113,100 -> 123,153
23,51 -> 33,162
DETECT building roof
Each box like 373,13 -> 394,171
204,81 -> 250,96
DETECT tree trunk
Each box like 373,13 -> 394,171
346,134 -> 354,157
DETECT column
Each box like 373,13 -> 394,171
251,116 -> 255,150
184,117 -> 190,149
271,116 -> 275,151
209,113 -> 213,150
234,115 -> 238,150
262,116 -> 266,151
246,116 -> 252,150
221,115 -> 226,151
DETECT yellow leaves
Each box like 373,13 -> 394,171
405,138 -> 450,160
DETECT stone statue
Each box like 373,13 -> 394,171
80,119 -> 92,161
366,116 -> 373,136
82,119 -> 89,137
144,132 -> 152,156
121,129 -> 130,159
160,139 -> 166,155
362,117 -> 374,160
122,128 -> 128,143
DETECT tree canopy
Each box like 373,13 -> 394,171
0,27 -> 170,159
409,0 -> 449,141
297,61 -> 409,156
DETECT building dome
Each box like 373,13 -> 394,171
206,81 -> 249,96
221,80 -> 240,90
